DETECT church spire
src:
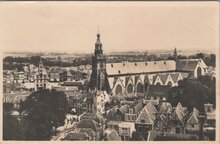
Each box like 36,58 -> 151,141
95,32 -> 103,55
174,47 -> 177,61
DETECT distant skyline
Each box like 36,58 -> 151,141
1,2 -> 219,54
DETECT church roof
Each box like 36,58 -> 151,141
170,73 -> 179,83
106,60 -> 176,76
157,74 -> 169,84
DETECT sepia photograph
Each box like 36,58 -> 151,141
1,1 -> 219,143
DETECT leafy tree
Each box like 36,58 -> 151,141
20,89 -> 68,140
3,102 -> 26,140
168,78 -> 211,112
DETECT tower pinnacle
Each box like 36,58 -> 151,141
95,32 -> 103,55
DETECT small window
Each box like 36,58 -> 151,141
111,64 -> 113,67
141,119 -> 145,123
129,109 -> 133,114
135,63 -> 137,66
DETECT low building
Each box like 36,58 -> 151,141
146,85 -> 170,101
118,122 -> 135,140
103,128 -> 121,141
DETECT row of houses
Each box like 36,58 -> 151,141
3,62 -> 92,93
61,99 -> 215,141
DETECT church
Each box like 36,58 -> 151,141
89,33 -> 208,97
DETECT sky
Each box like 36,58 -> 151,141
1,2 -> 219,54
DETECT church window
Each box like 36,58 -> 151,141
167,81 -> 172,87
115,84 -> 122,95
197,67 -> 202,78
136,83 -> 143,93
156,82 -> 161,85
144,82 -> 148,93
127,83 -> 133,93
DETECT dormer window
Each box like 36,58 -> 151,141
129,109 -> 133,114
141,118 -> 145,123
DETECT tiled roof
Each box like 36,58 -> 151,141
77,119 -> 99,132
119,104 -> 129,114
63,131 -> 89,140
170,73 -> 179,83
147,85 -> 170,98
176,59 -> 206,72
159,102 -> 172,113
158,74 -> 169,84
186,107 -> 200,124
129,100 -> 142,109
135,106 -> 154,124
106,60 -> 176,76
172,102 -> 187,123
136,101 -> 157,124
75,128 -> 96,138
104,129 -> 121,141
80,113 -> 104,123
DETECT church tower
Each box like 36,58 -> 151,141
174,47 -> 178,61
89,33 -> 109,92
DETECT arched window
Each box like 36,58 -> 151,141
136,83 -> 143,93
156,82 -> 161,86
197,67 -> 202,78
115,84 -> 122,95
127,83 -> 133,93
144,82 -> 148,93
167,81 -> 172,87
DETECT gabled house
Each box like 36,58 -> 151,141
185,107 -> 201,138
167,102 -> 187,134
134,101 -> 158,140
124,100 -> 143,122
103,128 -> 121,141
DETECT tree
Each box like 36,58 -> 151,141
168,78 -> 211,112
20,89 -> 68,140
3,102 -> 26,140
